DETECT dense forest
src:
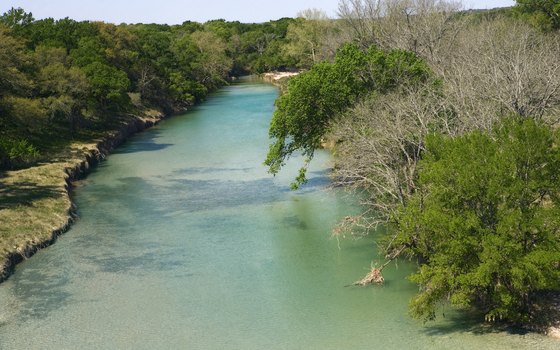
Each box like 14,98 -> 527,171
0,7 -> 314,169
265,0 -> 560,324
2,0 -> 560,328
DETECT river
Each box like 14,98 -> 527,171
0,79 -> 557,349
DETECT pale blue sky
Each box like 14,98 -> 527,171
0,0 -> 516,24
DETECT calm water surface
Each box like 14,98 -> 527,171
0,80 -> 557,349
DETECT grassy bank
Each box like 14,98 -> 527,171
0,110 -> 166,282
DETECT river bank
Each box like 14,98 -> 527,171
261,71 -> 300,89
0,110 -> 167,283
1,80 -> 558,346
0,76 -> 272,283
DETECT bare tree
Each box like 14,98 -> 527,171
337,0 -> 386,47
331,82 -> 456,235
331,1 -> 560,287
283,9 -> 341,67
337,0 -> 463,65
331,17 -> 560,236
439,18 -> 560,126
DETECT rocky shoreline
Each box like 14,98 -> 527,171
0,112 -> 167,283
261,71 -> 300,88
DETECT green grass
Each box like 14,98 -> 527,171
0,109 -> 164,279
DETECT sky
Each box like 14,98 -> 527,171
0,0 -> 517,24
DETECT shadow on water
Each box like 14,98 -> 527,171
0,180 -> 63,209
172,166 -> 255,175
75,168 -> 330,222
80,245 -> 190,276
281,215 -> 309,230
112,130 -> 173,154
302,169 -> 332,190
420,309 -> 526,337
5,262 -> 72,323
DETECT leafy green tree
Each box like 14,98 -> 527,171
0,7 -> 33,28
229,18 -> 296,73
265,43 -> 430,188
283,11 -> 334,68
126,25 -> 174,106
36,50 -> 89,136
515,0 -> 560,31
19,17 -> 98,51
167,72 -> 205,107
0,24 -> 40,168
393,118 -> 560,322
82,62 -> 130,116
178,20 -> 203,34
70,36 -> 106,67
265,62 -> 354,188
203,19 -> 233,40
0,26 -> 32,97
97,23 -> 139,71
189,31 -> 232,89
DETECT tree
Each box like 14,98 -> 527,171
265,43 -> 431,189
82,62 -> 130,116
392,118 -> 560,323
2,96 -> 47,134
331,80 -> 452,231
189,31 -> 232,89
0,7 -> 33,28
283,10 -> 337,68
437,17 -> 560,130
36,47 -> 89,136
97,23 -> 139,71
337,0 -> 462,63
515,0 -> 560,31
70,36 -> 106,67
265,62 -> 354,188
0,26 -> 31,97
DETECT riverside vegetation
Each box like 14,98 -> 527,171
1,0 -> 560,334
265,0 -> 560,329
0,8 -> 315,278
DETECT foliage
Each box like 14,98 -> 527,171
0,138 -> 39,168
331,81 -> 449,231
283,10 -> 335,68
0,7 -> 313,170
189,31 -> 232,89
515,0 -> 560,31
0,7 -> 34,28
82,62 -> 130,114
0,25 -> 31,97
265,62 -> 352,188
265,43 -> 430,188
393,118 -> 560,322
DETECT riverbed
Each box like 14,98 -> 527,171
0,80 -> 557,349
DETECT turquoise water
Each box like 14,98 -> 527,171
0,80 -> 557,349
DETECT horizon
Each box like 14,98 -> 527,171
1,0 -> 516,25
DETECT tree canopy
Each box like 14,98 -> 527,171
393,118 -> 560,322
0,7 -> 310,170
265,43 -> 430,188
515,0 -> 560,31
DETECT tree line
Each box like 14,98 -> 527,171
0,7 -> 328,169
265,0 -> 560,324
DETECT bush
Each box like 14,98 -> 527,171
394,118 -> 560,322
0,138 -> 40,169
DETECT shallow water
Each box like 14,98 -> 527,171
0,80 -> 557,349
